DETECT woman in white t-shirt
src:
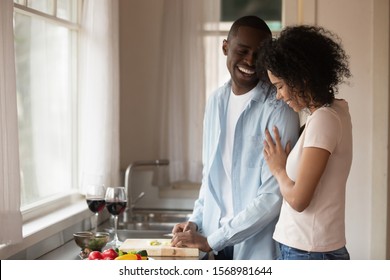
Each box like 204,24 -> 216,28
257,25 -> 352,260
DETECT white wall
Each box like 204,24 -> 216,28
119,0 -> 164,168
119,0 -> 389,259
318,0 -> 373,260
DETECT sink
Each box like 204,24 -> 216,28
101,209 -> 192,241
116,229 -> 169,240
102,222 -> 172,240
120,222 -> 176,231
122,209 -> 192,224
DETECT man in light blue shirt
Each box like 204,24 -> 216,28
171,16 -> 300,259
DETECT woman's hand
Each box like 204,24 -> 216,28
263,126 -> 291,177
264,125 -> 331,212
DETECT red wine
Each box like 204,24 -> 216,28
105,201 -> 127,216
86,199 -> 106,213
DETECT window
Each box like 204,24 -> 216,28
221,0 -> 282,30
13,0 -> 80,213
204,0 -> 282,98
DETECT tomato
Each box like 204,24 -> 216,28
88,251 -> 103,260
101,248 -> 118,260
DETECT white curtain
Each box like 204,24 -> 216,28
158,0 -> 220,183
203,0 -> 223,99
79,0 -> 120,190
0,0 -> 23,244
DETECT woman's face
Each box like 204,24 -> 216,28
267,70 -> 306,112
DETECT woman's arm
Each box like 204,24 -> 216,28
263,126 -> 330,212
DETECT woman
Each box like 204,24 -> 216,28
257,25 -> 352,260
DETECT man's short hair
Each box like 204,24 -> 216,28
228,15 -> 272,40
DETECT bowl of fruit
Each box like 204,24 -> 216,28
73,231 -> 110,259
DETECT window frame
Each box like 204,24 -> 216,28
13,1 -> 83,222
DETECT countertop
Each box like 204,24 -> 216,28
37,239 -> 84,260
37,210 -> 203,260
37,238 -> 201,260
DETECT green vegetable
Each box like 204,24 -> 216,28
88,238 -> 106,251
136,250 -> 148,257
117,250 -> 128,256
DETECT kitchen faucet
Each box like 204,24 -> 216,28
123,159 -> 169,222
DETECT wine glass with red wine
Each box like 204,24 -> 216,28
105,186 -> 127,248
85,184 -> 106,233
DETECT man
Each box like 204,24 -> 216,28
171,16 -> 300,259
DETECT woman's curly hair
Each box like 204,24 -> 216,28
257,25 -> 351,107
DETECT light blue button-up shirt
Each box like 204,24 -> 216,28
189,80 -> 300,259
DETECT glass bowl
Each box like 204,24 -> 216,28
73,231 -> 110,258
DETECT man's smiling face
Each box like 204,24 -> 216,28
223,26 -> 269,95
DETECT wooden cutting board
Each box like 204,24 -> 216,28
119,238 -> 199,257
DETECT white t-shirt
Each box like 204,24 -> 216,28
219,88 -> 255,226
273,99 -> 353,252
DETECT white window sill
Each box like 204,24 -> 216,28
0,200 -> 93,259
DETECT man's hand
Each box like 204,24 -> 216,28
172,221 -> 197,234
170,230 -> 212,253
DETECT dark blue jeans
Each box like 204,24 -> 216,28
278,243 -> 350,260
202,246 -> 234,260
214,246 -> 234,260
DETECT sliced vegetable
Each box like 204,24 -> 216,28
115,253 -> 138,260
149,240 -> 161,246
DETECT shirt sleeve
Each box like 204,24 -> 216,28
304,108 -> 341,153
